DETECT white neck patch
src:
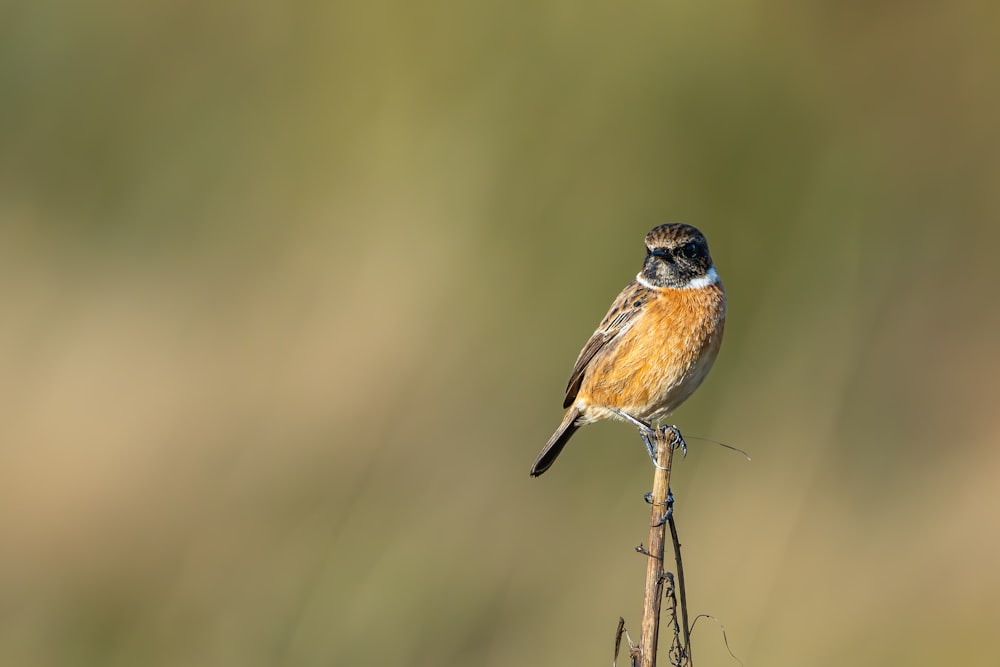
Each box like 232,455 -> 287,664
636,266 -> 719,290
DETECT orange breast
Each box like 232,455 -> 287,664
577,284 -> 725,422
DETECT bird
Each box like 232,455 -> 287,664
530,223 -> 726,477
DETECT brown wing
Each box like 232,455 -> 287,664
563,281 -> 653,408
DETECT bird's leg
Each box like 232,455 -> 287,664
610,407 -> 653,432
610,409 -> 668,470
641,432 -> 664,468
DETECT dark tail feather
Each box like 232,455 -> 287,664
530,407 -> 582,477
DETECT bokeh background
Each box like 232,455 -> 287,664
2,1 -> 999,665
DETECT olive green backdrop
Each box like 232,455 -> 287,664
2,1 -> 999,665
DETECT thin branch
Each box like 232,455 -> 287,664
614,617 -> 626,667
668,500 -> 692,661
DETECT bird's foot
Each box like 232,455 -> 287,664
662,425 -> 688,458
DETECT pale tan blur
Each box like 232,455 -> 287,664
1,2 -> 999,666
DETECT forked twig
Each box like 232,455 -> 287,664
637,427 -> 692,667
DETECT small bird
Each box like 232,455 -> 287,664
530,223 -> 726,477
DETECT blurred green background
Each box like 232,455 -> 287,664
2,1 -> 999,665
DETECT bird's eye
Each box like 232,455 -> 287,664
679,242 -> 700,260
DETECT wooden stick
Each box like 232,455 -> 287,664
638,427 -> 676,667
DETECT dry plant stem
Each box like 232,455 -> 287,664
668,510 -> 691,657
639,427 -> 676,667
